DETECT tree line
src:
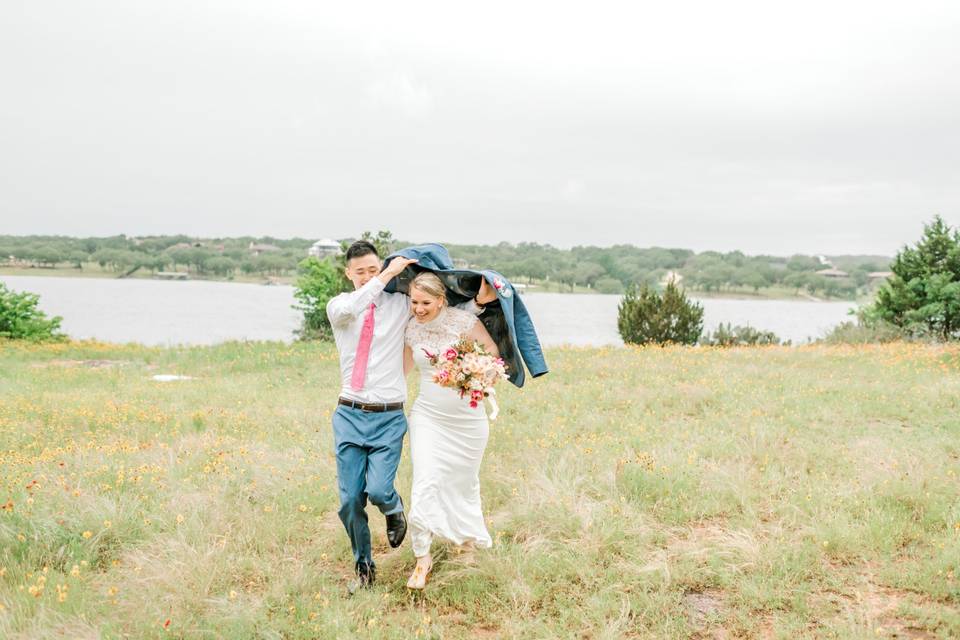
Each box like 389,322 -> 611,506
616,216 -> 960,346
447,243 -> 889,298
0,234 -> 314,278
2,217 -> 955,344
1,234 -> 889,299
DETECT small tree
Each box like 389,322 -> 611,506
67,251 -> 89,269
293,257 -> 345,341
617,281 -> 704,346
349,230 -> 395,257
594,277 -> 624,295
203,256 -> 237,277
0,283 -> 65,342
869,215 -> 960,340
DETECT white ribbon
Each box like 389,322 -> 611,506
485,387 -> 500,421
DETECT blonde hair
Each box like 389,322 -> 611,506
410,272 -> 447,305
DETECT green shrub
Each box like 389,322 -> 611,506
819,319 -> 924,345
869,216 -> 960,340
0,283 -> 65,342
701,323 -> 783,346
617,281 -> 703,346
292,257 -> 346,341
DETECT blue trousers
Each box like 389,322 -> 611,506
332,405 -> 407,566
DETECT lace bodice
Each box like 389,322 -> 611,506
405,307 -> 477,355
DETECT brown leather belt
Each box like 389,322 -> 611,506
338,397 -> 404,412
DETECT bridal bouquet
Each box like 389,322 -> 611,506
423,338 -> 509,419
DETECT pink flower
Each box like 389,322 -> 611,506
471,390 -> 484,401
444,348 -> 459,361
469,400 -> 479,408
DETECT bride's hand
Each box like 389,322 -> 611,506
475,278 -> 497,305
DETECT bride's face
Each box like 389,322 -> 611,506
410,286 -> 444,323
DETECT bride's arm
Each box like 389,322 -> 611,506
455,279 -> 496,315
403,344 -> 415,377
467,319 -> 499,358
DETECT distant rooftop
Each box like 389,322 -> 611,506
815,268 -> 849,278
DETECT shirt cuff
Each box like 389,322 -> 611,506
363,277 -> 386,296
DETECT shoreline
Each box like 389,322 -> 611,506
0,268 -> 860,303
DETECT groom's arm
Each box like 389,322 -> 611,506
326,278 -> 385,327
327,257 -> 419,327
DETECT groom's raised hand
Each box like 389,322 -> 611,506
378,257 -> 418,285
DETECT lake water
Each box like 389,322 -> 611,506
0,275 -> 856,347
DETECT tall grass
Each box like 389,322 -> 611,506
1,340 -> 958,638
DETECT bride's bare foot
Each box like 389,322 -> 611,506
406,555 -> 433,590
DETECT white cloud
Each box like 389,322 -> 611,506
561,179 -> 586,200
1,1 -> 959,254
366,72 -> 435,118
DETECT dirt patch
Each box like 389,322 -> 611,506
864,585 -> 938,639
684,588 -> 724,625
820,560 -> 943,639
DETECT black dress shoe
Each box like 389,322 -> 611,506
386,510 -> 407,548
348,560 -> 375,594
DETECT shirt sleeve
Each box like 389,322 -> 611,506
326,278 -> 386,327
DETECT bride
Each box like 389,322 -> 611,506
402,271 -> 500,589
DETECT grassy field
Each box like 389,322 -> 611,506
1,341 -> 959,639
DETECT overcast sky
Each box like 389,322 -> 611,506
2,1 -> 958,255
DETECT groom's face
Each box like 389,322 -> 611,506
345,254 -> 381,290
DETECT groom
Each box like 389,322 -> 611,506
326,240 -> 495,591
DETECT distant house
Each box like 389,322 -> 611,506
308,238 -> 342,258
249,242 -> 281,256
452,258 -> 470,269
815,268 -> 849,278
868,271 -> 894,281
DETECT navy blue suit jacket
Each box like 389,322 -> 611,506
383,243 -> 549,388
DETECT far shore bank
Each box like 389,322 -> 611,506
0,266 -> 864,303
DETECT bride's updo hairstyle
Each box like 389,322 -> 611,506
410,272 -> 447,308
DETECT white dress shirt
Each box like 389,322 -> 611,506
327,278 -> 481,404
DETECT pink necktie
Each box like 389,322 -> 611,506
350,303 -> 376,391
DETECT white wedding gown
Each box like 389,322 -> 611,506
405,307 -> 493,557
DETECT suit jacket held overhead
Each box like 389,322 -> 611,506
383,243 -> 549,388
